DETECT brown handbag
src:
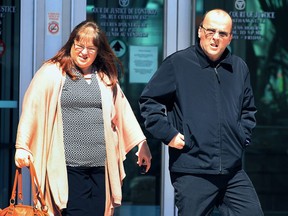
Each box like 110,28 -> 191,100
0,161 -> 49,216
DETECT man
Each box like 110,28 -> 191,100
139,9 -> 263,216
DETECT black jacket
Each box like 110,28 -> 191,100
139,42 -> 257,174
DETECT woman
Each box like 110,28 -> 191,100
14,20 -> 152,216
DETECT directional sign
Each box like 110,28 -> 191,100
110,40 -> 126,58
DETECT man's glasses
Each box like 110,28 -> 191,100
200,25 -> 230,38
73,43 -> 97,54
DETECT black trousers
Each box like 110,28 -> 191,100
170,169 -> 264,216
61,166 -> 105,216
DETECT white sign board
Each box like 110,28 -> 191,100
129,46 -> 158,83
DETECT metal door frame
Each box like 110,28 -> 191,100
162,0 -> 195,215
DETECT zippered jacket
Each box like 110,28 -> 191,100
139,42 -> 257,174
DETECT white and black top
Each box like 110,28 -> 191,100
61,71 -> 106,167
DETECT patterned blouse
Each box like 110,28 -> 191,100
61,71 -> 106,167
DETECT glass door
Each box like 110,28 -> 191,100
0,0 -> 20,209
196,1 -> 288,215
86,1 -> 164,215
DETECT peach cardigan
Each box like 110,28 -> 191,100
15,63 -> 146,216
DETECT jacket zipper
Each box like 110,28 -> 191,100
214,65 -> 222,173
214,68 -> 220,83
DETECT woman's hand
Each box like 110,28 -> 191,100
136,140 -> 152,173
15,148 -> 34,168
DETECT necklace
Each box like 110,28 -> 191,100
83,73 -> 92,79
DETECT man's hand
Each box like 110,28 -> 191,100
168,133 -> 185,149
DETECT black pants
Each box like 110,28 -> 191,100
170,169 -> 264,216
61,166 -> 105,216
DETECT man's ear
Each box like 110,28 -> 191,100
228,34 -> 233,44
198,27 -> 201,38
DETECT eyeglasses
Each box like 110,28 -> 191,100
200,25 -> 230,38
73,43 -> 97,54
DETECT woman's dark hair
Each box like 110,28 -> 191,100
47,20 -> 122,87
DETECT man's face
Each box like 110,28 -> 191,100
198,11 -> 233,62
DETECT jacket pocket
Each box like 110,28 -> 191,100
238,122 -> 247,147
183,121 -> 195,150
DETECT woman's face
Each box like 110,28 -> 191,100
70,27 -> 98,74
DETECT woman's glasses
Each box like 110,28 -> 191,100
73,43 -> 97,54
200,25 -> 230,38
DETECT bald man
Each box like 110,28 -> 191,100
140,9 -> 263,215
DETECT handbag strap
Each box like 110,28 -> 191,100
10,160 -> 48,212
29,161 -> 47,210
10,167 -> 20,204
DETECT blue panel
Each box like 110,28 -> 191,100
0,100 -> 18,108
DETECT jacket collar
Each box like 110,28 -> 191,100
195,41 -> 233,70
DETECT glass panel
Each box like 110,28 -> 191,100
86,1 -> 164,215
245,2 -> 288,215
197,0 -> 288,215
0,1 -> 20,208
